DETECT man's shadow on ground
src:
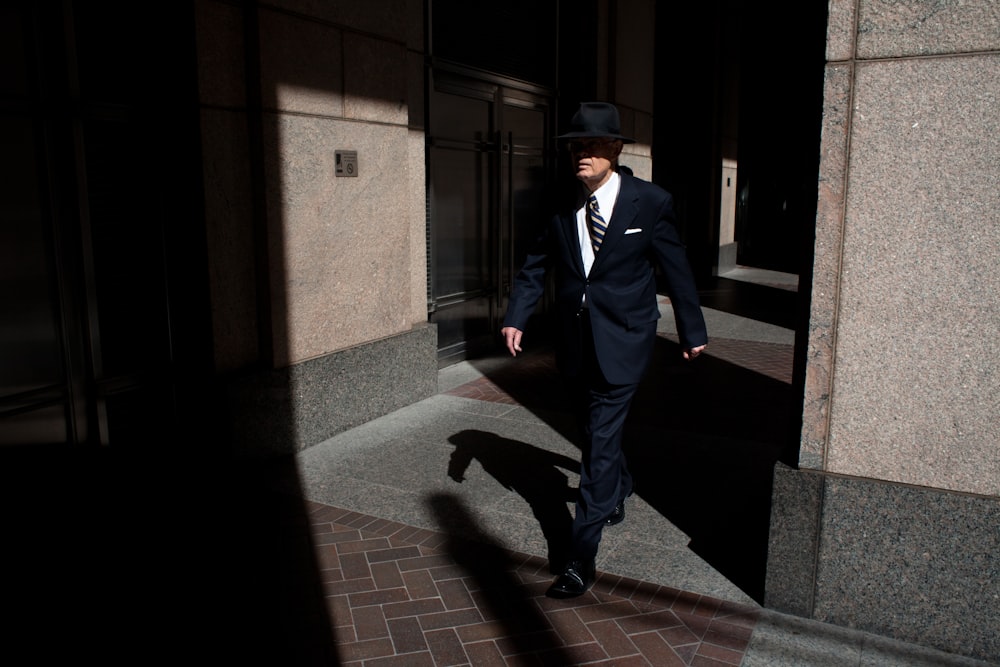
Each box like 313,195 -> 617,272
425,492 -> 580,665
475,335 -> 792,603
447,430 -> 578,572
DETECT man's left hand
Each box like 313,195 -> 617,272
683,344 -> 706,360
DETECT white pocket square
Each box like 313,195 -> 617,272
624,228 -> 642,235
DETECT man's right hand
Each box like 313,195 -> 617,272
501,326 -> 523,357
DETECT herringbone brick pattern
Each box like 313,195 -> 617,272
310,503 -> 759,666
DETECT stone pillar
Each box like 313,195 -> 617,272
766,1 -> 1000,662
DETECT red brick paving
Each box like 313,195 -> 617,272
306,503 -> 759,666
680,336 -> 793,384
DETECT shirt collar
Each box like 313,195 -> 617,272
587,170 -> 621,213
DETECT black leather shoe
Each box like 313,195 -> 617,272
546,559 -> 595,598
606,499 -> 625,526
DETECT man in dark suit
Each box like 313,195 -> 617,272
501,102 -> 708,598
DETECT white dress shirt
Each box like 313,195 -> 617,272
577,171 -> 621,275
577,171 -> 621,305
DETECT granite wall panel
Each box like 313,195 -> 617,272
814,476 -> 999,662
227,324 -> 438,457
826,0 -> 857,62
763,464 -> 824,617
827,54 -> 1000,495
266,0 -> 411,44
195,0 -> 247,108
343,32 -> 408,124
258,9 -> 345,116
856,0 -> 1000,59
767,468 -> 1000,663
263,115 -> 413,366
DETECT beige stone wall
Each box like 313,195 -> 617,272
804,0 -> 999,496
195,0 -> 427,371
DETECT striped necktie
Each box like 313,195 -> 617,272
588,194 -> 607,253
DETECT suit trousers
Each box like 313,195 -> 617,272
569,309 -> 638,562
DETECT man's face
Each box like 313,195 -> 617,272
567,138 -> 623,190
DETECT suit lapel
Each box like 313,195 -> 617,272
559,209 -> 586,277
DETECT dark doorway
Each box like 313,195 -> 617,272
426,73 -> 555,366
734,3 -> 828,274
653,1 -> 827,280
654,1 -> 828,464
426,0 -> 559,366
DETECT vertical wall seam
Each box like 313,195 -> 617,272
819,0 -> 861,474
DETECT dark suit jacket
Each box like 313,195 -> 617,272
503,172 -> 708,385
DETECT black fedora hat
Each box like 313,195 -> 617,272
557,102 -> 634,143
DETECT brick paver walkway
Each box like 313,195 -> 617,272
312,502 -> 759,666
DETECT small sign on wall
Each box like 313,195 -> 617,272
335,150 -> 358,177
